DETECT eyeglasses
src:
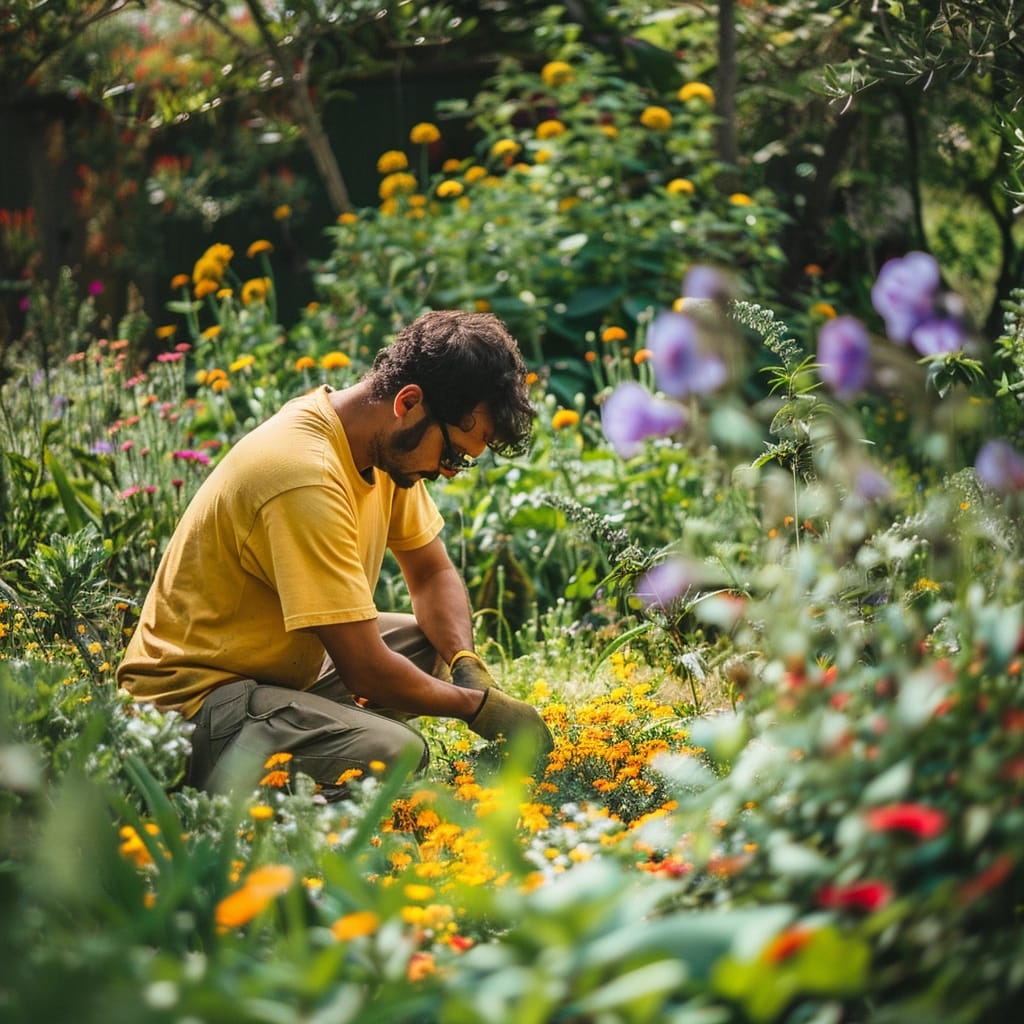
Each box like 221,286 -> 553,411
436,419 -> 478,474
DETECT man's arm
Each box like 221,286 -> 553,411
393,536 -> 476,664
312,616 -> 483,720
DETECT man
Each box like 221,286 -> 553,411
117,310 -> 553,800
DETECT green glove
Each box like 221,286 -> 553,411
468,688 -> 554,768
449,650 -> 497,692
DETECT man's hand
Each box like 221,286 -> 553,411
449,650 -> 497,692
467,688 -> 554,769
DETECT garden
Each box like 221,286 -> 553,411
2,2 -> 1024,1022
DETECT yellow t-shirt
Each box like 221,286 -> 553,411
117,385 -> 443,718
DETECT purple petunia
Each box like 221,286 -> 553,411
817,315 -> 871,399
975,439 -> 1024,494
600,381 -> 687,459
647,311 -> 727,399
682,265 -> 735,303
635,556 -> 702,609
909,316 -> 966,357
871,251 -> 940,344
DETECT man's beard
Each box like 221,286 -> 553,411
369,416 -> 437,489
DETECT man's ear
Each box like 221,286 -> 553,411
393,384 -> 424,418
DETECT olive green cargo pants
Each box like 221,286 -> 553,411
184,613 -> 438,801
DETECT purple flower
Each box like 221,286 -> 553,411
871,251 -> 940,343
817,315 -> 871,398
601,381 -> 687,458
648,311 -> 727,399
173,449 -> 211,465
909,316 -> 965,357
635,557 -> 701,608
855,466 -> 893,502
88,280 -> 105,297
92,440 -> 114,455
682,265 -> 735,302
975,440 -> 1024,493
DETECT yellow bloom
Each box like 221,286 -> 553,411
192,256 -> 224,286
404,883 -> 435,902
376,149 -> 409,174
667,177 -> 695,195
273,204 -> 291,221
246,239 -> 274,258
811,302 -> 837,319
194,279 -> 219,300
170,273 -> 190,290
678,82 -> 715,104
490,138 -> 521,160
640,106 -> 672,131
410,122 -> 441,145
265,753 -> 294,770
321,351 -> 351,370
536,119 -> 566,140
215,864 -> 295,931
464,165 -> 487,184
602,326 -> 628,343
474,299 -> 491,312
155,324 -> 176,340
331,910 -> 379,941
241,277 -> 271,305
436,179 -> 464,199
259,769 -> 290,788
729,192 -> 754,206
200,325 -> 222,340
294,355 -> 316,371
216,288 -> 233,300
379,172 -> 418,201
229,354 -> 255,373
551,409 -> 579,430
335,768 -> 363,785
249,805 -> 274,820
442,158 -> 463,173
337,211 -> 359,225
540,61 -> 573,87
599,124 -> 618,139
633,348 -> 652,364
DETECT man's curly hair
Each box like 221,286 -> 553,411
365,310 -> 534,458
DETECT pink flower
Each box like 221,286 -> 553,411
817,879 -> 893,912
173,449 -> 211,465
117,486 -> 143,500
157,351 -> 183,363
865,802 -> 947,840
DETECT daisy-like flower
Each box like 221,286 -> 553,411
640,106 -> 672,131
409,122 -> 440,145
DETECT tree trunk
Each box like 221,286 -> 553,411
716,0 -> 739,190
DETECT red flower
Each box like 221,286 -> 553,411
957,854 -> 1014,906
865,803 -> 947,839
817,879 -> 893,913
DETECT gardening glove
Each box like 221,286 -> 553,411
467,687 -> 554,769
449,650 -> 497,693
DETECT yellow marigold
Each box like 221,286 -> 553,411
558,196 -> 579,212
215,864 -> 295,931
321,351 -> 350,370
602,325 -> 628,343
205,242 -> 234,265
536,119 -> 567,139
155,324 -> 176,340
170,273 -> 190,290
337,211 -> 359,225
229,354 -> 255,373
464,165 -> 487,184
525,371 -> 540,385
376,149 -> 409,174
273,204 -> 291,221
294,355 -> 316,371
667,177 -> 695,195
551,409 -> 580,430
436,179 -> 465,199
474,299 -> 491,312
490,138 -> 521,160
541,60 -> 574,87
633,348 -> 652,364
599,124 -> 619,138
216,288 -> 233,300
336,768 -> 363,785
194,279 -> 219,300
442,158 -> 462,173
379,172 -> 418,201
241,277 -> 271,305
640,106 -> 672,131
804,263 -> 824,276
410,122 -> 441,145
192,255 -> 224,286
200,325 -> 222,340
259,769 -> 290,788
249,805 -> 274,821
729,192 -> 754,206
535,149 -> 552,164
331,910 -> 379,941
678,82 -> 715,104
246,239 -> 274,258
811,302 -> 837,319
404,883 -> 435,902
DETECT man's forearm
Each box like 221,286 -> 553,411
408,563 -> 476,664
